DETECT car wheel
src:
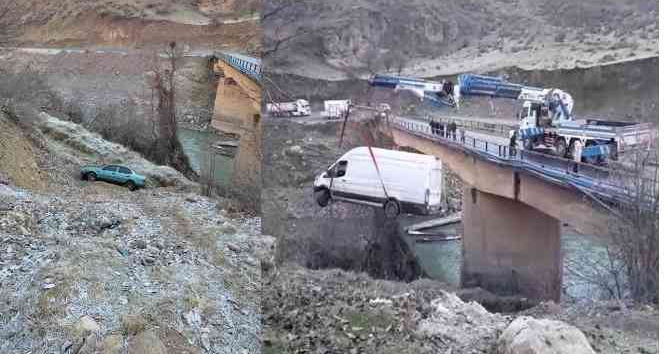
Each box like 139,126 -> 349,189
315,188 -> 331,207
126,180 -> 136,191
384,199 -> 400,219
86,172 -> 97,182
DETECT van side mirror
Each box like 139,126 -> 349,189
325,169 -> 333,177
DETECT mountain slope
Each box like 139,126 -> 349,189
263,0 -> 658,79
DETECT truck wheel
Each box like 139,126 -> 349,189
125,180 -> 136,191
383,199 -> 400,219
315,189 -> 331,207
86,172 -> 97,182
554,138 -> 567,157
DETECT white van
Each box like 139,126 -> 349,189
313,147 -> 443,217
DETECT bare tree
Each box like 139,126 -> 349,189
566,148 -> 659,304
147,42 -> 195,178
607,149 -> 659,303
394,51 -> 407,76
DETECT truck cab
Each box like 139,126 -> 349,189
518,100 -> 549,129
294,99 -> 311,116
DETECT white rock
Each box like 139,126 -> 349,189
75,315 -> 101,334
498,316 -> 596,354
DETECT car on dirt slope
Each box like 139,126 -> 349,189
80,164 -> 146,191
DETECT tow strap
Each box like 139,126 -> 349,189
367,145 -> 390,199
337,103 -> 392,200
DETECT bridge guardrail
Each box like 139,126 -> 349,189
388,117 -> 655,203
218,52 -> 262,82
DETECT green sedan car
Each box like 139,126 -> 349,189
80,164 -> 146,191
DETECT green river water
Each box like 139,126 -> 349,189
399,220 -> 612,301
178,128 -> 234,185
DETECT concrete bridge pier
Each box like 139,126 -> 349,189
211,58 -> 261,193
461,185 -> 562,301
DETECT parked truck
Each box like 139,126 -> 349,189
514,101 -> 655,163
323,99 -> 351,119
313,147 -> 443,217
266,99 -> 311,117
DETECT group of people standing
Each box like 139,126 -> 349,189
429,119 -> 461,140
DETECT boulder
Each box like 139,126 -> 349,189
77,333 -> 99,354
128,329 -> 167,354
121,314 -> 147,336
498,316 -> 595,354
101,334 -> 124,354
74,315 -> 100,336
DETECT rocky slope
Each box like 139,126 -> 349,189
263,265 -> 658,354
0,110 -> 273,353
263,0 -> 658,79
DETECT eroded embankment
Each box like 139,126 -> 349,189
0,48 -> 219,129
0,109 -> 272,354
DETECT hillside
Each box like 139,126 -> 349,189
263,0 -> 658,79
0,0 -> 260,51
0,109 -> 272,353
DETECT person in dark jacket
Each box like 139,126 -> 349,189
448,121 -> 457,140
509,130 -> 518,156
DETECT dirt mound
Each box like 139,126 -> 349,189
0,113 -> 49,191
262,265 -> 461,353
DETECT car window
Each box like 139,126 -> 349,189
118,167 -> 131,174
102,166 -> 117,172
336,160 -> 348,177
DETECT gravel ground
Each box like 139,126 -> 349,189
263,264 -> 659,354
0,110 -> 273,354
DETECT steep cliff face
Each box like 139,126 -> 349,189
263,0 -> 658,79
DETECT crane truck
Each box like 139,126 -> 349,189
369,73 -> 655,164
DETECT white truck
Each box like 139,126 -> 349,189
266,99 -> 311,117
313,147 -> 443,217
515,101 -> 655,163
323,99 -> 351,119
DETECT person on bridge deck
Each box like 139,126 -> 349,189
459,126 -> 465,143
448,121 -> 457,140
572,140 -> 583,173
509,130 -> 517,156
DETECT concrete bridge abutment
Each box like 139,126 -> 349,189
461,185 -> 562,301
